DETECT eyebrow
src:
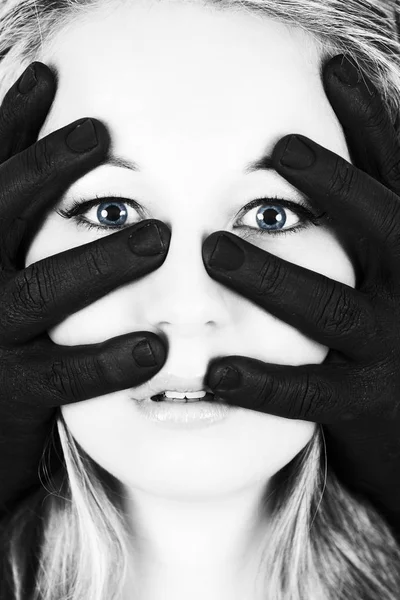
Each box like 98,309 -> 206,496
243,154 -> 274,174
105,155 -> 139,171
104,152 -> 275,174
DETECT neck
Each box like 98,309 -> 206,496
123,482 -> 270,599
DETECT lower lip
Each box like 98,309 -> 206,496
131,395 -> 234,428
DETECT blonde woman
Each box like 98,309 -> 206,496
1,0 -> 400,598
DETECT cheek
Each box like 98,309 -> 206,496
260,227 -> 356,287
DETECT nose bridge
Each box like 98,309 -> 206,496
143,225 -> 228,331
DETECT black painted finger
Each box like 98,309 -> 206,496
0,220 -> 171,345
0,62 -> 56,160
0,117 -> 110,257
271,134 -> 400,261
206,355 -> 358,423
21,331 -> 168,408
323,55 -> 400,192
202,231 -> 375,359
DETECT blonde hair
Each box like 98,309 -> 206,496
2,417 -> 400,599
0,0 -> 400,598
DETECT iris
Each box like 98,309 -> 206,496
97,201 -> 128,227
256,205 -> 286,231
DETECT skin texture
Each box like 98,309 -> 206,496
23,3 -> 356,598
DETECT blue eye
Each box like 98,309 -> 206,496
234,197 -> 325,238
97,201 -> 128,227
56,196 -> 142,232
255,204 -> 289,231
57,194 -> 325,236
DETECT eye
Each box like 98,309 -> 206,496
233,196 -> 325,238
56,195 -> 143,232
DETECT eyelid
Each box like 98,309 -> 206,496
56,193 -> 147,219
233,195 -> 322,224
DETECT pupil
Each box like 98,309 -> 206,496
263,208 -> 279,225
257,205 -> 286,230
98,202 -> 127,226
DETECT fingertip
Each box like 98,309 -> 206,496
64,117 -> 111,158
30,61 -> 57,93
202,231 -> 246,273
88,117 -> 112,155
127,219 -> 171,258
153,219 -> 172,252
322,53 -> 377,112
202,230 -> 226,268
14,61 -> 56,104
322,54 -> 348,86
271,134 -> 296,170
132,332 -> 168,369
206,359 -> 242,392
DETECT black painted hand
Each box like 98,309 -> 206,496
0,62 -> 170,515
203,55 -> 400,533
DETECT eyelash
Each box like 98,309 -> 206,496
235,196 -> 326,238
56,194 -> 328,237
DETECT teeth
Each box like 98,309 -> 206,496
185,391 -> 207,399
164,391 -> 186,399
164,390 -> 207,399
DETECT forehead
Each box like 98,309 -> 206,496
39,1 -> 347,172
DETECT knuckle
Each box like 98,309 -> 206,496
49,357 -> 83,402
296,375 -> 324,420
254,371 -> 294,415
30,138 -> 57,181
0,123 -> 13,154
315,284 -> 356,337
383,154 -> 400,187
256,255 -> 284,297
85,339 -> 127,390
92,347 -> 119,387
0,99 -> 17,132
12,263 -> 51,316
84,243 -> 112,279
327,159 -> 356,200
380,193 -> 400,238
363,93 -> 386,127
254,372 -> 272,407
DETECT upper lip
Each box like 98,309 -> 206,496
131,373 -> 214,401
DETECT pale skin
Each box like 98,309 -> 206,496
24,1 -> 356,598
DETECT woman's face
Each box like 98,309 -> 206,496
25,1 -> 355,499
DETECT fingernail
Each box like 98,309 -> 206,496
208,234 -> 245,271
66,119 -> 98,153
210,366 -> 241,391
18,64 -> 37,94
132,339 -> 157,368
334,56 -> 363,87
279,135 -> 315,169
128,222 -> 166,256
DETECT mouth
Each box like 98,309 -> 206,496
150,392 -> 216,403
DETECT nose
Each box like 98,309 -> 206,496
141,228 -> 230,338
